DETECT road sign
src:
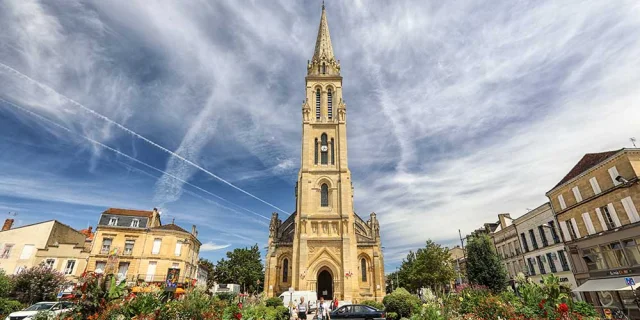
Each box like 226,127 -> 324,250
625,277 -> 635,286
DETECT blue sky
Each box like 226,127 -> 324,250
1,0 -> 639,269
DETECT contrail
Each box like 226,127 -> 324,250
0,62 -> 288,214
0,97 -> 270,221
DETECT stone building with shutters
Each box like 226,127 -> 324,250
263,4 -> 385,302
546,148 -> 640,316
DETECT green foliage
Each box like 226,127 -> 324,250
223,304 -> 241,320
265,297 -> 283,307
386,312 -> 398,320
213,244 -> 264,293
361,299 -> 384,310
273,305 -> 290,320
382,288 -> 421,319
0,270 -> 13,298
199,258 -> 217,291
410,304 -> 446,320
217,292 -> 238,303
107,275 -> 128,300
465,234 -> 508,292
121,293 -> 163,317
11,266 -> 65,304
573,300 -> 598,317
396,241 -> 455,293
0,298 -> 23,316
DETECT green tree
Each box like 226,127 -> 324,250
198,258 -> 217,291
465,234 -> 508,292
0,270 -> 13,298
213,244 -> 264,293
396,240 -> 455,293
11,266 -> 65,304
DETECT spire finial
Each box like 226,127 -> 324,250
311,1 -> 335,62
322,0 -> 325,10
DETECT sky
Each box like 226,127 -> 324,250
0,0 -> 639,270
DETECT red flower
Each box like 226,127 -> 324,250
538,299 -> 546,309
235,313 -> 242,320
557,303 -> 569,313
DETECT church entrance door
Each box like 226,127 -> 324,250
317,270 -> 333,300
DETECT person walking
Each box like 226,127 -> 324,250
298,297 -> 309,320
332,297 -> 339,311
316,297 -> 330,320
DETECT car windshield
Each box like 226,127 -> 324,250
24,303 -> 55,311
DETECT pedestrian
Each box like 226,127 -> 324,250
332,297 -> 338,311
298,297 -> 309,320
316,297 -> 330,320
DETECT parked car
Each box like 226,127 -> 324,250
4,301 -> 74,320
330,304 -> 385,320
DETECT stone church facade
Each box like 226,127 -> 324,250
264,5 -> 385,302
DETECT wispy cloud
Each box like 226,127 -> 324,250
201,242 -> 231,252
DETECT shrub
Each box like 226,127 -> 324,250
120,293 -> 163,317
217,292 -> 238,303
573,300 -> 598,317
383,288 -> 421,319
11,266 -> 65,304
0,270 -> 13,298
410,303 -> 446,320
265,297 -> 283,307
361,299 -> 384,310
0,298 -> 23,316
273,305 -> 290,320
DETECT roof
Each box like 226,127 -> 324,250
79,227 -> 94,241
312,4 -> 335,62
102,208 -> 155,218
152,223 -> 189,234
552,150 -> 620,189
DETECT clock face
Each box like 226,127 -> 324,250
321,145 -> 328,152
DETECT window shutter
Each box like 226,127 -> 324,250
572,187 -> 582,202
175,241 -> 183,256
608,167 -> 620,185
146,262 -> 157,282
152,239 -> 162,254
571,218 -> 581,238
560,221 -> 572,241
19,244 -> 34,260
558,194 -> 567,210
581,213 -> 596,235
607,203 -> 622,227
595,208 -> 608,231
589,177 -> 601,194
621,197 -> 640,223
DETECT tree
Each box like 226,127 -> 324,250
198,258 -> 216,290
12,266 -> 65,304
465,234 -> 508,292
212,244 -> 264,293
0,270 -> 13,298
396,240 -> 455,293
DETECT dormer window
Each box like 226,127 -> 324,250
108,217 -> 118,226
131,219 -> 140,228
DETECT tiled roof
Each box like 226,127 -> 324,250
552,150 -> 620,189
152,223 -> 189,234
103,208 -> 155,218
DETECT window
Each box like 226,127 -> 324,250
321,184 -> 329,207
590,177 -> 602,194
316,89 -> 321,120
146,261 -> 157,282
582,247 -> 606,271
582,212 -> 596,235
327,89 -> 332,119
108,217 -> 118,226
95,261 -> 106,273
558,194 -> 567,210
44,259 -> 56,269
558,250 -> 570,271
520,233 -> 529,252
320,134 -> 328,164
314,138 -> 318,164
330,138 -> 335,165
282,258 -> 289,283
529,230 -> 538,249
152,238 -> 162,254
64,260 -> 76,275
536,256 -> 546,274
361,258 -> 367,282
572,186 -> 582,202
101,238 -> 112,254
175,241 -> 183,256
131,219 -> 140,228
19,244 -> 34,260
117,262 -> 129,278
600,205 -> 617,229
124,240 -> 135,255
568,219 -> 579,239
548,221 -> 560,244
547,253 -> 557,273
322,63 -> 326,74
601,241 -> 629,269
538,226 -> 548,247
621,196 -> 640,223
527,258 -> 536,275
1,244 -> 12,259
608,166 -> 621,186
622,238 -> 640,266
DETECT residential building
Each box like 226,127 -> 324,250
513,203 -> 578,295
449,246 -> 467,286
546,148 -> 640,317
491,214 -> 527,284
86,208 -> 201,287
196,262 -> 209,289
0,219 -> 90,283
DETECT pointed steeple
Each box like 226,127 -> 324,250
308,3 -> 340,76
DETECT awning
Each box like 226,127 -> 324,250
573,277 -> 640,292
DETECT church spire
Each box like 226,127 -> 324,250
308,3 -> 340,76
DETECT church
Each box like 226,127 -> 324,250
264,4 -> 385,302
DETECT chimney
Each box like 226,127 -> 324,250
2,219 -> 14,231
88,226 -> 93,233
498,213 -> 512,228
191,225 -> 197,236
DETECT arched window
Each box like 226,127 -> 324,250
283,258 -> 289,282
315,89 -> 321,120
322,63 -> 326,74
314,138 -> 318,164
330,138 -> 335,165
321,184 -> 329,207
361,258 -> 367,282
327,89 -> 333,119
320,134 -> 328,164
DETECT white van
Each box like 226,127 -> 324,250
279,290 -> 318,313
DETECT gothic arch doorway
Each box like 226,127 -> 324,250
317,269 -> 333,300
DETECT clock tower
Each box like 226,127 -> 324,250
264,4 -> 385,302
